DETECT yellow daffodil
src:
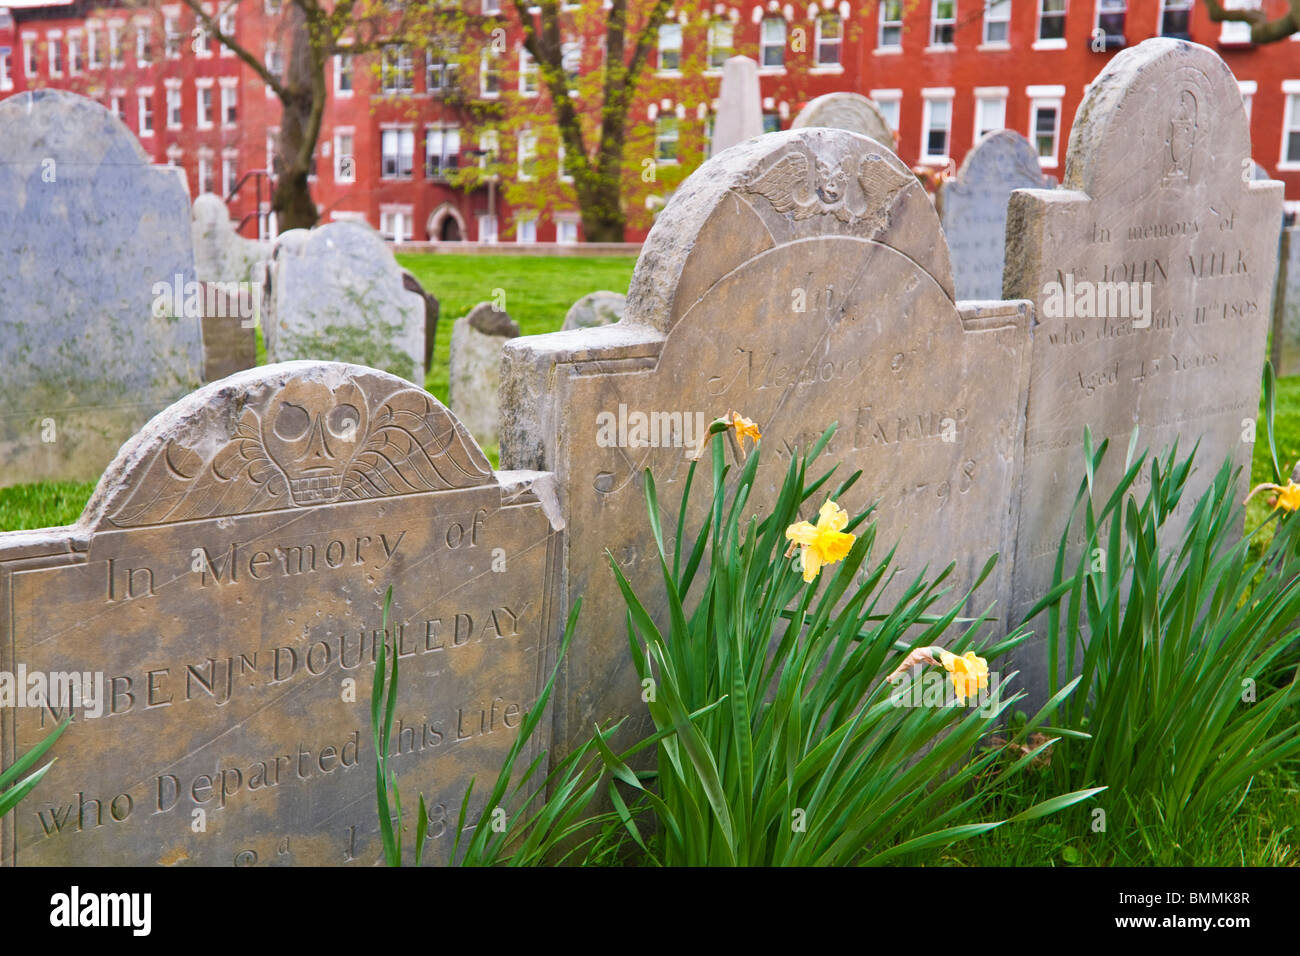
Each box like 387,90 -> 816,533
784,499 -> 856,582
938,650 -> 990,704
1245,479 -> 1300,513
729,411 -> 762,452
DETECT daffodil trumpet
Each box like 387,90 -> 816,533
1245,479 -> 1300,513
885,645 -> 990,705
784,499 -> 856,583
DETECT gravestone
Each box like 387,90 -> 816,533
790,93 -> 894,151
1003,39 -> 1282,699
450,304 -> 521,450
710,55 -> 763,157
562,291 -> 626,331
0,361 -> 563,866
1270,228 -> 1300,375
192,193 -> 270,286
401,270 -> 441,372
501,128 -> 1032,758
937,131 -> 1054,300
0,89 -> 204,488
198,282 -> 259,382
262,222 -> 425,385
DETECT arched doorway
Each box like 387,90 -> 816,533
428,202 -> 467,242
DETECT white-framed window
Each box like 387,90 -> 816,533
165,81 -> 182,129
165,144 -> 182,166
975,89 -> 1007,139
88,27 -> 103,69
137,88 -> 154,136
1220,0 -> 1260,43
335,129 -> 355,183
266,41 -> 283,85
1281,84 -> 1300,169
655,116 -> 679,163
1096,0 -> 1127,47
222,151 -> 238,197
517,129 -> 538,180
0,49 -> 12,91
516,217 -> 537,243
871,89 -> 902,132
482,0 -> 501,12
196,79 -> 214,128
334,52 -> 353,95
479,129 -> 500,170
480,49 -> 500,97
760,17 -> 786,68
1239,80 -> 1256,123
426,125 -> 460,178
879,0 -> 904,49
1028,87 -> 1064,167
561,41 -> 581,95
164,14 -> 180,58
519,48 -> 538,95
68,33 -> 83,74
109,91 -> 124,121
707,18 -> 733,69
108,23 -> 124,68
380,207 -> 414,242
984,0 -> 1011,44
218,8 -> 235,55
658,22 -> 682,71
921,91 -> 953,162
48,36 -> 62,76
1037,0 -> 1067,45
198,150 -> 214,195
382,45 -> 414,94
1158,0 -> 1192,37
556,217 -> 579,244
135,22 -> 151,66
381,127 -> 415,179
478,213 -> 499,243
266,128 -> 278,175
427,47 -> 456,92
220,79 -> 237,125
22,37 -> 36,76
815,13 -> 843,65
931,0 -> 956,46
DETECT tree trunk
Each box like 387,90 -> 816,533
270,6 -> 321,232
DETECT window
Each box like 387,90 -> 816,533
1239,81 -> 1256,123
49,37 -> 62,76
221,81 -> 237,125
975,91 -> 1007,139
266,42 -> 283,82
197,82 -> 214,128
1159,0 -> 1192,37
69,34 -> 83,74
88,30 -> 102,70
218,9 -> 235,54
879,0 -> 903,48
482,0 -> 501,12
427,47 -> 456,92
138,90 -> 154,136
816,13 -> 843,65
23,38 -> 36,76
1029,89 -> 1063,166
0,49 -> 11,91
478,214 -> 499,243
655,116 -> 679,163
198,152 -> 214,195
222,153 -> 237,197
1038,0 -> 1066,42
426,125 -> 460,178
1220,0 -> 1259,43
984,0 -> 1011,43
707,18 -> 733,69
760,17 -> 785,68
164,15 -> 180,58
266,129 -> 278,175
480,49 -> 500,96
381,128 -> 414,179
871,89 -> 902,132
479,130 -> 499,169
1283,89 -> 1300,167
556,218 -> 579,244
166,83 -> 182,128
135,24 -> 151,65
110,92 -> 124,120
658,23 -> 681,70
381,208 -> 413,242
931,0 -> 956,46
516,217 -> 537,243
519,48 -> 538,94
517,129 -> 538,179
382,45 -> 414,94
922,94 -> 952,160
335,52 -> 353,94
1097,0 -> 1126,47
562,41 -> 581,95
335,130 -> 355,183
762,112 -> 781,133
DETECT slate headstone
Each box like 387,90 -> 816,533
1271,227 -> 1300,375
401,270 -> 440,373
562,291 -> 626,331
710,55 -> 763,157
0,361 -> 563,866
450,304 -> 521,450
0,90 -> 204,487
790,92 -> 895,151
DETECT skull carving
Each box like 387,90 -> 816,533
261,379 -> 368,505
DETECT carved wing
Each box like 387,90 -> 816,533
743,151 -> 817,218
846,153 -> 911,223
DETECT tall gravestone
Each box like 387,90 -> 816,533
1004,39 -> 1282,699
262,222 -> 425,385
450,303 -> 521,450
790,93 -> 895,151
1269,228 -> 1300,376
0,90 -> 204,488
710,55 -> 763,157
502,128 -> 1032,757
937,130 -> 1054,301
0,361 -> 563,866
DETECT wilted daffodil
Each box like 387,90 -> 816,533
729,411 -> 762,452
1246,479 -> 1300,513
885,645 -> 991,706
784,499 -> 856,582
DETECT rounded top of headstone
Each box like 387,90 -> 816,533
0,89 -> 149,167
627,126 -> 951,332
193,193 -> 230,224
464,302 -> 521,337
951,129 -> 1049,188
790,93 -> 894,148
1064,38 -> 1251,200
79,361 -> 493,531
562,291 -> 626,331
270,228 -> 313,260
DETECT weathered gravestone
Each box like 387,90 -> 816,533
501,128 -> 1032,757
790,92 -> 895,151
1269,228 -> 1300,375
193,193 -> 270,286
0,361 -> 563,866
937,130 -> 1054,300
562,291 -> 626,331
710,55 -> 763,157
450,304 -> 521,449
0,89 -> 204,488
262,222 -> 425,385
401,270 -> 441,372
1003,39 -> 1282,699
197,282 -> 260,383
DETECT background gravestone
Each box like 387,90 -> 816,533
790,92 -> 895,151
501,128 -> 1032,758
1003,39 -> 1282,700
937,130 -> 1054,300
192,193 -> 270,286
710,55 -> 763,157
262,222 -> 425,385
0,361 -> 563,866
193,194 -> 266,383
401,270 -> 441,372
0,89 -> 204,488
562,291 -> 626,331
1269,228 -> 1300,376
450,303 -> 521,450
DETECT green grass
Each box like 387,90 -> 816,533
0,480 -> 97,531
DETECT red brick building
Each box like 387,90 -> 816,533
2,0 -> 1297,243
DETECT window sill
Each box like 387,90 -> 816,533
758,66 -> 786,75
873,46 -> 903,55
924,43 -> 956,53
809,64 -> 844,74
1032,38 -> 1067,50
1277,161 -> 1300,172
1039,157 -> 1059,169
977,42 -> 1011,51
919,156 -> 949,166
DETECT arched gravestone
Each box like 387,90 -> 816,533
501,128 -> 1032,757
0,362 -> 563,866
1003,39 -> 1283,700
0,90 -> 204,487
790,93 -> 895,151
937,130 -> 1054,300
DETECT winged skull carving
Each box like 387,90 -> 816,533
741,148 -> 910,225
